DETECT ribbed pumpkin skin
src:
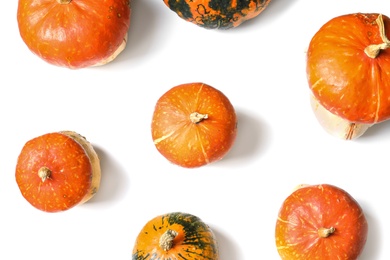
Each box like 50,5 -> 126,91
17,0 -> 131,68
132,212 -> 219,260
15,131 -> 101,212
151,82 -> 237,168
163,0 -> 271,29
307,13 -> 390,124
275,184 -> 368,260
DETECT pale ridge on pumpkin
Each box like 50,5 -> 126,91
153,130 -> 176,144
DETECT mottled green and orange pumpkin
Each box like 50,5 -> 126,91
132,212 -> 219,260
163,0 -> 271,29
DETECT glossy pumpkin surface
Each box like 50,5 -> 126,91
163,0 -> 271,29
132,212 -> 219,260
17,0 -> 131,68
15,131 -> 101,212
151,82 -> 237,168
275,184 -> 368,260
307,13 -> 390,124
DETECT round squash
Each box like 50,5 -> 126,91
163,0 -> 271,29
151,82 -> 237,168
17,0 -> 131,69
275,184 -> 368,260
15,131 -> 101,212
132,212 -> 219,260
307,13 -> 390,139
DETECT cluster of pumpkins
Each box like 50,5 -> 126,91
16,0 -> 390,259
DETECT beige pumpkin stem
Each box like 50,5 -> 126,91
159,229 -> 178,251
318,227 -> 335,238
38,167 -> 52,182
58,0 -> 71,4
190,112 -> 208,124
364,14 -> 390,58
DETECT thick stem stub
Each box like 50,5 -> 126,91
364,14 -> 390,58
58,0 -> 72,4
318,227 -> 336,238
190,112 -> 208,124
38,167 -> 52,182
159,229 -> 178,251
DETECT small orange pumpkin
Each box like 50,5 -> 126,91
132,212 -> 219,260
17,0 -> 131,68
151,82 -> 237,168
15,131 -> 101,212
307,13 -> 390,139
163,0 -> 272,29
275,184 -> 368,260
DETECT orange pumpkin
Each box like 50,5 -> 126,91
151,82 -> 237,168
17,0 -> 131,68
275,184 -> 368,260
307,13 -> 390,139
132,212 -> 219,260
163,0 -> 271,29
15,131 -> 101,212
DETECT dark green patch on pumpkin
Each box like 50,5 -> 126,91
167,0 -> 193,20
133,212 -> 218,260
132,252 -> 150,260
205,0 -> 264,29
197,13 -> 235,29
166,212 -> 218,257
169,0 -> 269,29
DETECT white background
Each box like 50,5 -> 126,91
2,0 -> 390,259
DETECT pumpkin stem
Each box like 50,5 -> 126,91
364,14 -> 390,58
57,0 -> 72,4
318,227 -> 335,238
38,167 -> 52,182
190,112 -> 208,124
159,229 -> 178,251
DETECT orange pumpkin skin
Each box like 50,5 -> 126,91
15,131 -> 101,212
307,13 -> 390,124
132,212 -> 219,260
163,0 -> 271,29
17,0 -> 131,69
275,184 -> 368,260
151,82 -> 237,168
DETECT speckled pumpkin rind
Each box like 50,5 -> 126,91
132,212 -> 219,260
17,0 -> 131,68
307,13 -> 390,124
15,131 -> 101,212
275,184 -> 368,260
151,82 -> 237,168
163,0 -> 271,29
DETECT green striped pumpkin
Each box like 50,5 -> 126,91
132,212 -> 219,259
163,0 -> 272,29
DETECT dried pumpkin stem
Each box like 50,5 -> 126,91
58,0 -> 72,4
159,229 -> 178,251
346,123 -> 357,140
190,112 -> 208,124
364,14 -> 390,58
38,167 -> 52,182
318,227 -> 335,238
